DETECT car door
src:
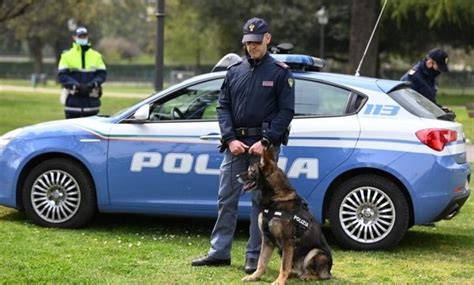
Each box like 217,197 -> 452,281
107,78 -> 225,215
283,78 -> 362,198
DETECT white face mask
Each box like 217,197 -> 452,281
75,38 -> 88,46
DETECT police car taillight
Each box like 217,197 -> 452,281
416,128 -> 457,151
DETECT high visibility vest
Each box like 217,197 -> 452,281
58,43 -> 106,73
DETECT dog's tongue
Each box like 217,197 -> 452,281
243,181 -> 256,191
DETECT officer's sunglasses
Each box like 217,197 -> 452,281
76,34 -> 88,39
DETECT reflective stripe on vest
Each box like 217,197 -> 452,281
64,106 -> 101,112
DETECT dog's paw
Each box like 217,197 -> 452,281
300,273 -> 319,281
271,280 -> 285,285
242,275 -> 260,282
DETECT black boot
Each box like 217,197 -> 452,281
244,257 -> 258,274
191,255 -> 231,267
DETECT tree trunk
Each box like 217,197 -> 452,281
27,36 -> 44,74
348,0 -> 380,77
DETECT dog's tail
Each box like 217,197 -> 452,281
304,248 -> 332,280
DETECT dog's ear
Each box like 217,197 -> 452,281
260,143 -> 276,173
259,138 -> 272,168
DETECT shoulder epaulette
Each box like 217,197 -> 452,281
227,60 -> 243,70
275,61 -> 289,69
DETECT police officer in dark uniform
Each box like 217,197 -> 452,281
58,27 -> 107,119
401,48 -> 449,104
192,17 -> 295,274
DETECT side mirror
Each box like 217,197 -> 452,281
133,104 -> 150,120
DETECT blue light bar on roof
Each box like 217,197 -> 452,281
270,54 -> 326,71
211,53 -> 326,73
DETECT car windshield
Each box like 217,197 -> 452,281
387,88 -> 446,119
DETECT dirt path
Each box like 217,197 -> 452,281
0,85 -> 148,98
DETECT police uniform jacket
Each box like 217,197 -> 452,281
58,43 -> 107,115
217,52 -> 295,147
400,60 -> 438,103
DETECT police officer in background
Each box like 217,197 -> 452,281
192,17 -> 295,274
58,26 -> 107,119
401,48 -> 449,105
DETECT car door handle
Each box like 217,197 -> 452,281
200,133 -> 221,141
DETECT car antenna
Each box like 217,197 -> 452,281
354,0 -> 388,77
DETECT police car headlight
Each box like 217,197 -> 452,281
0,128 -> 23,148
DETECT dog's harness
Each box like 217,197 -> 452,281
262,200 -> 311,240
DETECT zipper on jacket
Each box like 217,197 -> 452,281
241,63 -> 255,125
81,48 -> 86,69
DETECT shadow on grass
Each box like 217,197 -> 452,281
0,208 -> 26,221
85,214 -> 473,254
398,228 -> 474,250
88,212 -> 254,239
2,208 -> 472,255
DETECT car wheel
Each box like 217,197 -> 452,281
328,174 -> 409,250
22,158 -> 97,228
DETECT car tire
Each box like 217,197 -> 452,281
22,158 -> 97,228
328,174 -> 409,250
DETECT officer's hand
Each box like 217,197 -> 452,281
249,140 -> 264,156
228,140 -> 249,156
87,82 -> 98,90
75,84 -> 90,97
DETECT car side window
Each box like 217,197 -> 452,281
295,79 -> 352,117
149,79 -> 224,121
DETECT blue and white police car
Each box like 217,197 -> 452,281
0,54 -> 470,250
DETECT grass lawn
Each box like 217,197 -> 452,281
0,179 -> 472,283
0,90 -> 140,134
0,78 -> 155,95
0,83 -> 473,283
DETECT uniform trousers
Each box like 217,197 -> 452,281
208,147 -> 279,260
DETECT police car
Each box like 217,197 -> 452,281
0,54 -> 470,250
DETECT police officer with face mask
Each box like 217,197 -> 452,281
401,48 -> 449,104
58,26 -> 107,119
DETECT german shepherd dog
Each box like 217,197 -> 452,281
238,143 -> 332,284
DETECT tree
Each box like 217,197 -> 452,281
95,0 -> 152,54
2,0 -> 473,76
348,0 -> 380,77
163,0 -> 220,67
3,0 -> 106,73
182,0 -> 357,71
381,0 -> 474,61
0,0 -> 32,23
186,0 -> 473,74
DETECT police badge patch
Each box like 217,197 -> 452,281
262,81 -> 274,87
288,78 -> 294,88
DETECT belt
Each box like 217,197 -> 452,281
235,127 -> 262,137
